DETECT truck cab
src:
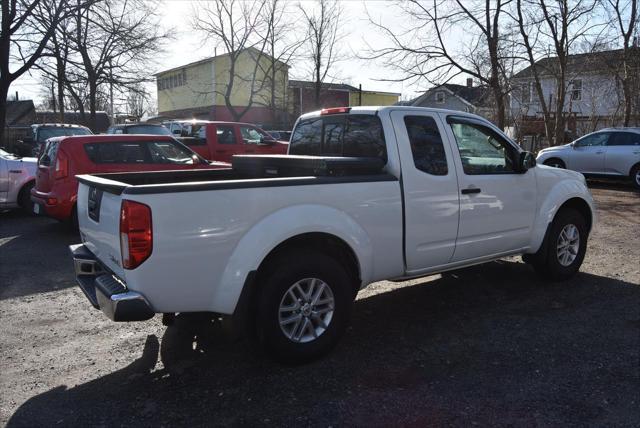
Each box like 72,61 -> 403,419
164,120 -> 288,163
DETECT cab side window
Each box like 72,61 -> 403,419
404,116 -> 448,175
216,125 -> 236,145
608,132 -> 640,146
449,120 -> 517,175
240,126 -> 265,144
576,133 -> 609,147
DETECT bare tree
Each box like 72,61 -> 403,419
514,0 -> 600,145
603,0 -> 639,126
257,0 -> 305,125
192,0 -> 277,121
126,85 -> 150,120
365,0 -> 513,129
67,0 -> 168,130
0,0 -> 86,140
299,0 -> 342,110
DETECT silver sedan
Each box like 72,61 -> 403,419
0,148 -> 37,213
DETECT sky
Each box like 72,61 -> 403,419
9,0 -> 466,106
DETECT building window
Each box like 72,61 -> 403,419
157,69 -> 187,91
570,79 -> 582,101
521,83 -> 531,103
435,91 -> 445,104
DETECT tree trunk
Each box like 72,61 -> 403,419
88,81 -> 97,131
0,79 -> 9,145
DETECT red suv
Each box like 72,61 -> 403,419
164,120 -> 288,163
31,135 -> 228,223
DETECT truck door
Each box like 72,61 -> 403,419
442,115 -> 537,262
210,124 -> 238,163
390,111 -> 460,272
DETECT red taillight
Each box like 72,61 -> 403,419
54,150 -> 68,179
120,200 -> 152,269
320,107 -> 351,115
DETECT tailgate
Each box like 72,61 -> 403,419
77,179 -> 127,279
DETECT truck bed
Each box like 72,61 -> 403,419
76,155 -> 392,195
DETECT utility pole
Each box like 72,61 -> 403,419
109,59 -> 114,124
358,84 -> 362,106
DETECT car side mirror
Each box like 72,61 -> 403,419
518,151 -> 536,172
260,135 -> 276,145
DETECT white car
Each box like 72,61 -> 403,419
536,128 -> 640,188
0,148 -> 37,213
70,106 -> 595,363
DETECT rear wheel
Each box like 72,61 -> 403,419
631,164 -> 640,190
254,249 -> 354,364
544,158 -> 566,169
525,208 -> 587,281
19,182 -> 35,215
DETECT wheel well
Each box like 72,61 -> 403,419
17,180 -> 35,208
629,162 -> 640,176
558,197 -> 593,232
256,232 -> 361,292
544,157 -> 565,167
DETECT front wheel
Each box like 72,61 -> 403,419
526,208 -> 588,281
254,249 -> 355,364
631,164 -> 640,190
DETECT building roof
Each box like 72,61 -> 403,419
5,100 -> 36,127
412,83 -> 492,108
512,48 -> 635,79
155,47 -> 289,76
288,79 -> 359,92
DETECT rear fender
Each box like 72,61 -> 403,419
213,204 -> 372,314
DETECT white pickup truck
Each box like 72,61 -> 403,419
70,106 -> 595,363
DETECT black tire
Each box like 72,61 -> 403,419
526,208 -> 588,281
544,158 -> 566,169
254,249 -> 355,364
68,204 -> 79,232
19,182 -> 35,215
631,164 -> 640,190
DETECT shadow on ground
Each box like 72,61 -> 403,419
0,210 -> 78,300
7,260 -> 640,427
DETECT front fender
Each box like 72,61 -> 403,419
212,204 -> 373,314
528,173 -> 595,253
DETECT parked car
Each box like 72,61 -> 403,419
536,128 -> 640,189
266,130 -> 292,141
106,123 -> 172,135
0,148 -> 37,213
20,123 -> 93,156
163,120 -> 288,163
31,135 -> 228,224
70,106 -> 595,363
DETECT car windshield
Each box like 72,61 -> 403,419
126,125 -> 172,135
37,127 -> 91,142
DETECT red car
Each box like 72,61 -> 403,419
164,120 -> 288,163
31,135 -> 228,224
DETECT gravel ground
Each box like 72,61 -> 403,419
1,182 -> 639,427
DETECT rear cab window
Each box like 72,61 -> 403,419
289,114 -> 387,161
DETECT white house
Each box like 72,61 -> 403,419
510,49 -> 639,134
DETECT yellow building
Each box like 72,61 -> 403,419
155,47 -> 289,126
349,89 -> 401,107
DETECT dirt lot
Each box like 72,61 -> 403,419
1,182 -> 639,427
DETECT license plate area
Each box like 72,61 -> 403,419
88,187 -> 104,222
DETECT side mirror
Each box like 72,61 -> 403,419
518,151 -> 536,172
260,135 -> 276,145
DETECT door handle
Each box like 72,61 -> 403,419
461,187 -> 481,195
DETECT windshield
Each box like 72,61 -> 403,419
126,125 -> 172,135
37,127 -> 92,142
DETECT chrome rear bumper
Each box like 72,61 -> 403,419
69,244 -> 154,322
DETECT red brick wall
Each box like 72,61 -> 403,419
291,87 -> 350,117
